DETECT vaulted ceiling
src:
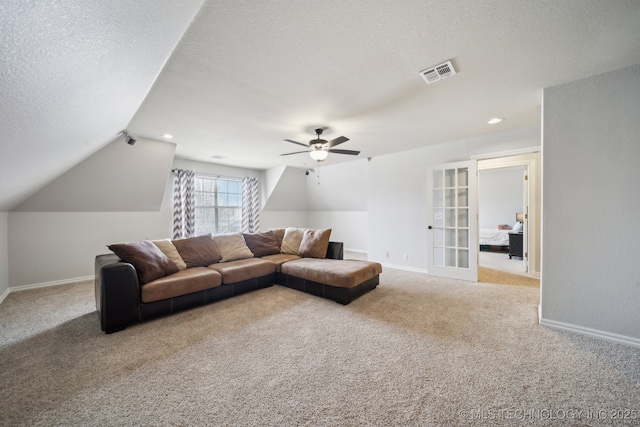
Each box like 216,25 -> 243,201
2,0 -> 640,210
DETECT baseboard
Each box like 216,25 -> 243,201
344,248 -> 367,254
7,276 -> 94,294
381,263 -> 429,274
0,287 -> 9,305
539,317 -> 640,349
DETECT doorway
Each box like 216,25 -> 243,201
478,166 -> 527,274
477,151 -> 541,278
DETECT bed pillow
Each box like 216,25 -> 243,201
108,240 -> 179,284
213,233 -> 255,262
280,227 -> 306,255
512,222 -> 523,232
172,234 -> 222,267
151,239 -> 187,270
243,231 -> 281,257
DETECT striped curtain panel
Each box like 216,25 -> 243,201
241,177 -> 260,233
172,169 -> 195,239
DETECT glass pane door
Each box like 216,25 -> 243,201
427,161 -> 478,281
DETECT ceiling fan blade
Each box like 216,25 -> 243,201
284,139 -> 309,148
326,136 -> 349,148
280,150 -> 310,156
328,148 -> 360,155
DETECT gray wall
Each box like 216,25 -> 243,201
366,126 -> 540,270
479,167 -> 524,228
0,212 -> 8,299
14,136 -> 176,212
541,63 -> 640,341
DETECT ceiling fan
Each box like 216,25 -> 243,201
281,128 -> 360,162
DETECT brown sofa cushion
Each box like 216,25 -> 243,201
259,253 -> 301,272
243,231 -> 280,257
108,240 -> 179,284
213,233 -> 254,262
280,227 -> 305,255
298,228 -> 332,258
141,267 -> 222,303
151,239 -> 187,270
270,228 -> 286,247
208,258 -> 275,284
281,258 -> 382,288
172,234 -> 221,267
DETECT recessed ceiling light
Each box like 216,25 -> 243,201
488,118 -> 504,125
162,134 -> 174,139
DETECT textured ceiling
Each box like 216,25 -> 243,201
0,0 -> 205,210
2,0 -> 640,210
129,0 -> 640,169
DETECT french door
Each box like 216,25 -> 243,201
427,160 -> 478,281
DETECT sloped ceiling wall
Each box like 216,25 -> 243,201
0,0 -> 205,211
13,137 -> 176,212
261,166 -> 308,211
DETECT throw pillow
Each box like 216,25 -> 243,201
280,227 -> 305,255
172,234 -> 222,267
151,239 -> 187,270
213,233 -> 255,262
269,228 -> 286,247
242,231 -> 280,257
298,228 -> 332,259
108,240 -> 179,284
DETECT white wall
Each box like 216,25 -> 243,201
260,211 -> 309,231
7,157 -> 261,288
541,63 -> 640,342
368,126 -> 540,271
305,159 -> 368,251
478,167 -> 524,228
8,180 -> 175,287
0,212 -> 8,300
307,211 -> 367,252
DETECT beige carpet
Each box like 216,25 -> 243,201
479,267 -> 540,287
1,269 -> 639,426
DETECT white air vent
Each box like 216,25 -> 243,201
419,60 -> 456,84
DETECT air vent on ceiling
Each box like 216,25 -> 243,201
419,60 -> 456,84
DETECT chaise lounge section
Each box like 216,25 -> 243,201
96,228 -> 382,333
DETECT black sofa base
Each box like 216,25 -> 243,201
97,261 -> 274,334
95,242 -> 381,333
276,272 -> 379,305
137,274 -> 274,328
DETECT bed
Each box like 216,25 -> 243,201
479,213 -> 523,252
479,227 -> 511,247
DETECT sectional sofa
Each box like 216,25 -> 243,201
95,228 -> 382,333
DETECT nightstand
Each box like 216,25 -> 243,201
508,232 -> 523,259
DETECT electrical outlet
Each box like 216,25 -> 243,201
402,254 -> 408,261
385,252 -> 390,258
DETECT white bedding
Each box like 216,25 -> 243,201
479,227 -> 510,246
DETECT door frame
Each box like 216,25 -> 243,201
476,151 -> 540,276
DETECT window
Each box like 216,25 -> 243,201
194,175 -> 243,235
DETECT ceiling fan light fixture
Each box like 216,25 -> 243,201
309,149 -> 328,162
